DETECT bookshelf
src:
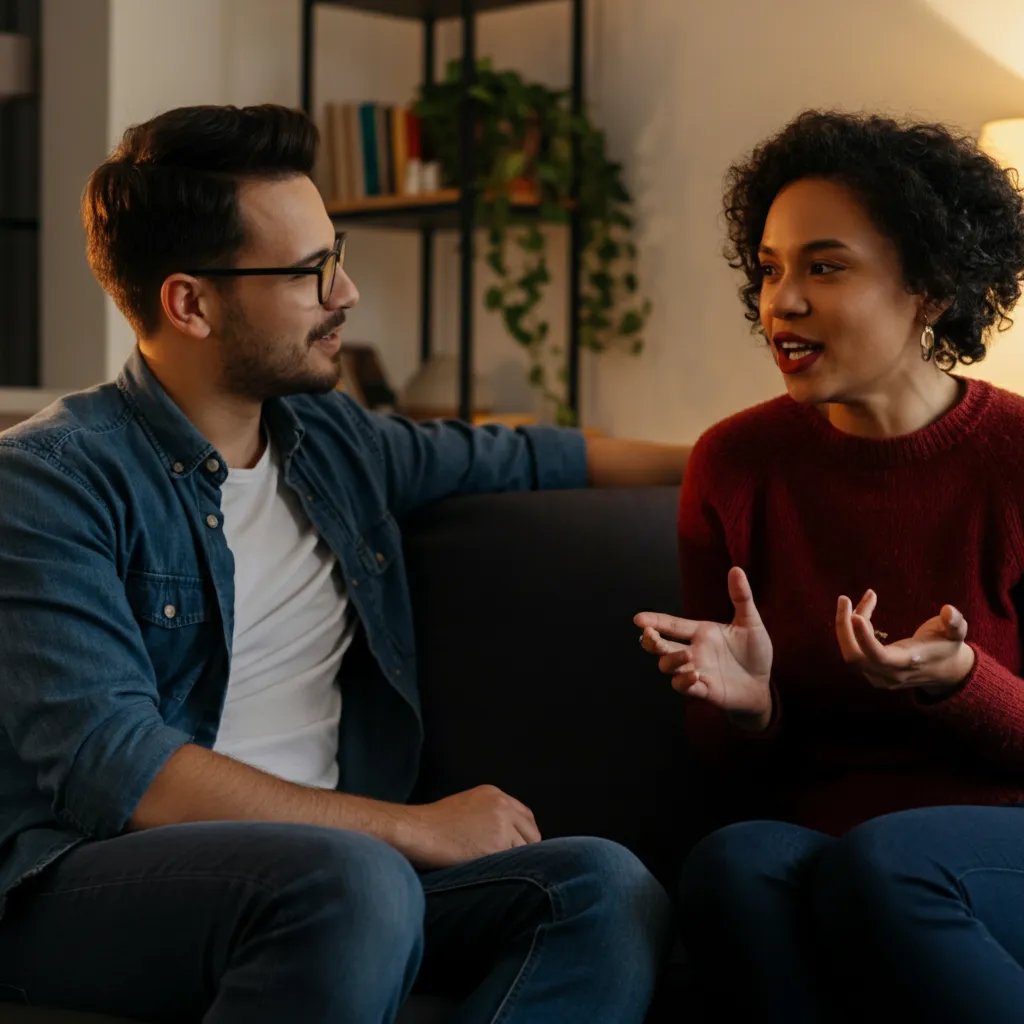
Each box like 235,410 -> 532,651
0,14 -> 40,388
323,186 -> 547,229
301,0 -> 585,422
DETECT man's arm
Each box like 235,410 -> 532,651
585,436 -> 691,488
133,745 -> 540,870
132,744 -> 406,836
0,444 -> 538,870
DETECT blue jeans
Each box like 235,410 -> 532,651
0,822 -> 673,1023
676,806 -> 1024,1023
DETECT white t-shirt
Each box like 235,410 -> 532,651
213,439 -> 354,789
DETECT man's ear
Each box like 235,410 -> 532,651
160,274 -> 214,339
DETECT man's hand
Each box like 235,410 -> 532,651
836,590 -> 975,696
635,566 -> 774,731
394,786 -> 542,870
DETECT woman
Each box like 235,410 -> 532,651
636,110 -> 1024,1022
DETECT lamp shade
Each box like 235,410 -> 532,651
979,118 -> 1024,175
0,32 -> 31,99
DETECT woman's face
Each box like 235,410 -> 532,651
757,177 -> 928,405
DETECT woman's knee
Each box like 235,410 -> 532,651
678,820 -> 829,922
812,808 -> 966,935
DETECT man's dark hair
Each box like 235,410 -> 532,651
723,110 -> 1024,369
83,104 -> 319,337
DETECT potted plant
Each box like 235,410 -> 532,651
415,58 -> 650,425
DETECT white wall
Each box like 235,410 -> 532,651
40,0 -> 1024,440
40,0 -> 110,391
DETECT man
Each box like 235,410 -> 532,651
0,104 -> 682,1023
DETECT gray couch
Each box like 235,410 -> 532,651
0,486 -> 692,1023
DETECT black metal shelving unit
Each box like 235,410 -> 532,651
0,0 -> 40,387
300,0 -> 584,422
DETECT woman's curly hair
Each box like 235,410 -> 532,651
723,110 -> 1024,369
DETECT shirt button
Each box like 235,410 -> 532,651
205,458 -> 220,473
163,604 -> 177,619
172,462 -> 185,474
205,514 -> 219,529
376,552 -> 385,563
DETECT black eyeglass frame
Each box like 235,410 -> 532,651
184,233 -> 346,307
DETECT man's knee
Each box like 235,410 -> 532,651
256,825 -> 425,956
537,837 -> 673,947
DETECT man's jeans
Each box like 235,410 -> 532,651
0,823 -> 674,1023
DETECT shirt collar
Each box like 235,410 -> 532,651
116,346 -> 305,478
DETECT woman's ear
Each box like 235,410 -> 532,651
160,274 -> 214,339
921,295 -> 954,326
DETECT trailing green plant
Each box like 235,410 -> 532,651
415,58 -> 651,425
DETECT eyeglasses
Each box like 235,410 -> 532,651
184,232 -> 346,307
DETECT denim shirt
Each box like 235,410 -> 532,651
0,348 -> 586,912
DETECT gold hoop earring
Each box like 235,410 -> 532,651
920,324 -> 935,361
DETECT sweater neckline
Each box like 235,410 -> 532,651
786,376 -> 993,466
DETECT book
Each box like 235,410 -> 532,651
392,106 -> 409,197
405,110 -> 423,195
313,102 -> 335,198
345,103 -> 365,200
359,102 -> 380,196
330,102 -> 351,202
375,104 -> 391,195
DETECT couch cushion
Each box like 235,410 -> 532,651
0,995 -> 455,1023
403,486 -> 698,885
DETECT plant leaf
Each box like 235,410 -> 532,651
620,311 -> 644,335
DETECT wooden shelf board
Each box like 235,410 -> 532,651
325,188 -> 548,230
314,0 -> 554,20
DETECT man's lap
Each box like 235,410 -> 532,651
0,823 -> 656,1017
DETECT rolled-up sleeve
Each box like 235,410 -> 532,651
367,413 -> 588,518
0,445 -> 190,838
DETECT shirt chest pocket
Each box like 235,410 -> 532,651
124,571 -> 220,714
351,513 -> 410,656
355,513 -> 402,578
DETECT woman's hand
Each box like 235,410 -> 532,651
835,589 -> 975,696
635,567 -> 773,731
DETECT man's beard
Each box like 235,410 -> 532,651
217,299 -> 346,400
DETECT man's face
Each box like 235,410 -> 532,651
214,175 -> 359,400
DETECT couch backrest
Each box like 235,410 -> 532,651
402,487 -> 697,884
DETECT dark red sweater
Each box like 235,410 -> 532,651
680,378 -> 1024,835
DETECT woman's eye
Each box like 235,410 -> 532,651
759,264 -> 777,277
811,262 -> 841,275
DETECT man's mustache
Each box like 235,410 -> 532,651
308,310 -> 347,345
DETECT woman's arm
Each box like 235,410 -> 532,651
673,437 -> 784,756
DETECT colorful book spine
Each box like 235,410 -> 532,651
375,104 -> 391,195
392,106 -> 408,196
406,109 -> 423,195
330,102 -> 350,202
359,102 -> 380,196
346,104 -> 365,200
